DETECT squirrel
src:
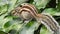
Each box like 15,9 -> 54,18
11,3 -> 60,34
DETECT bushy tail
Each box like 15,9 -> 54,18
36,13 -> 60,34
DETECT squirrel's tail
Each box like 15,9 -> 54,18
37,13 -> 60,34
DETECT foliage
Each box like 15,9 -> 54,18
0,0 -> 60,34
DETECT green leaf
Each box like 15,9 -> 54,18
40,26 -> 52,34
18,21 -> 41,34
0,15 -> 13,32
0,31 -> 8,34
0,4 -> 8,15
0,0 -> 8,6
33,0 -> 51,9
57,0 -> 60,11
8,0 -> 17,11
42,8 -> 60,16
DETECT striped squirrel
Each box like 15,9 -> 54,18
11,3 -> 60,34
